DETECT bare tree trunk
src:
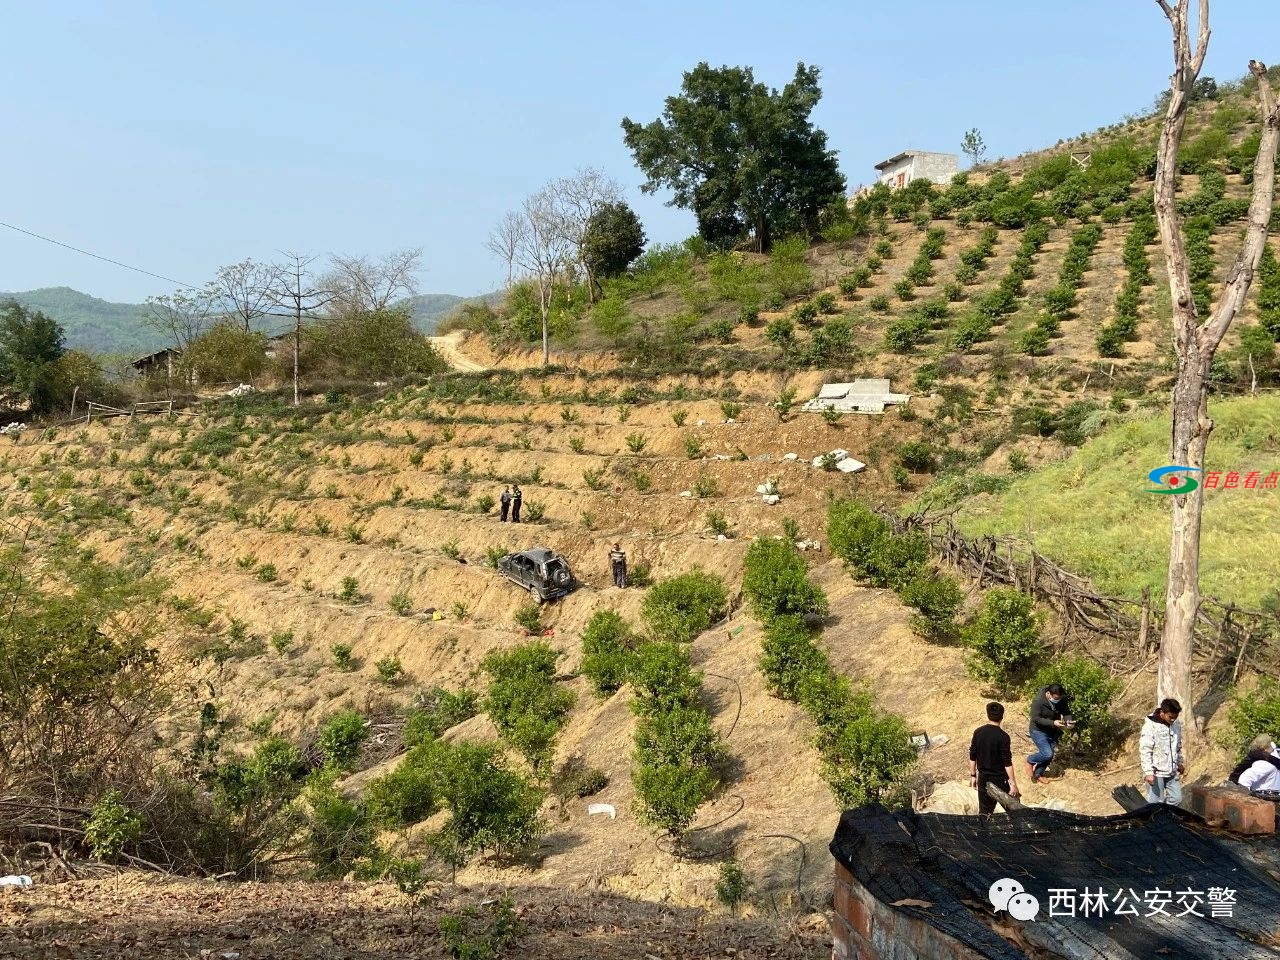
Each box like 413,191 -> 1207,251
1153,0 -> 1280,734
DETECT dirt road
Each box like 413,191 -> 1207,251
428,331 -> 487,372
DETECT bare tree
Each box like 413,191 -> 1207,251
268,253 -> 337,407
1151,0 -> 1279,727
213,259 -> 275,332
486,211 -> 525,289
488,187 -> 574,366
324,249 -> 422,317
142,286 -> 217,355
548,167 -> 623,301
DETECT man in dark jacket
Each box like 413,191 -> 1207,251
1026,683 -> 1073,783
499,486 -> 512,522
971,702 -> 1020,817
510,484 -> 522,523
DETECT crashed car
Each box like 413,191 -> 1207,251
497,547 -> 577,601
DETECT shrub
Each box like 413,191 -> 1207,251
900,574 -> 964,641
438,896 -> 523,959
898,440 -> 937,472
626,433 -> 648,453
365,742 -> 443,827
962,589 -> 1044,689
339,577 -> 360,603
318,710 -> 368,770
431,741 -> 545,863
475,494 -> 495,514
742,537 -> 829,623
331,642 -> 355,671
376,656 -> 404,685
951,314 -> 993,350
641,569 -> 728,643
716,860 -> 751,915
683,435 -> 704,459
759,615 -> 827,701
1226,679 -> 1280,755
305,775 -> 375,878
482,642 -> 575,776
826,500 -> 928,591
256,563 -> 278,583
884,314 -> 930,352
817,702 -> 918,809
1025,657 -> 1123,761
893,279 -> 915,301
551,756 -> 609,808
404,687 -> 480,746
868,294 -> 891,313
814,292 -> 838,314
513,602 -> 544,634
1020,326 -> 1051,356
85,789 -> 142,863
580,610 -> 638,696
671,410 -> 688,426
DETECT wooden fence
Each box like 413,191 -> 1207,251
886,510 -> 1280,682
76,399 -> 174,424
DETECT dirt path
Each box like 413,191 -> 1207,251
0,874 -> 831,959
428,331 -> 487,372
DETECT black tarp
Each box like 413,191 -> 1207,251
830,804 -> 1280,960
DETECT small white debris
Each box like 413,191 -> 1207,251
783,452 -> 798,461
762,494 -> 780,505
795,539 -> 823,552
680,490 -> 692,498
836,458 -> 866,474
697,419 -> 706,426
0,423 -> 27,436
588,803 -> 617,820
723,418 -> 736,425
226,383 -> 254,397
711,454 -> 731,461
716,534 -> 728,542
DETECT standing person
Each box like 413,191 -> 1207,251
499,486 -> 512,522
609,543 -> 627,588
511,484 -> 522,523
1140,698 -> 1185,805
1026,683 -> 1073,783
970,702 -> 1020,817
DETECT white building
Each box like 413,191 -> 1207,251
873,150 -> 958,190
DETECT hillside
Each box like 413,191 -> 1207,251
3,63 -> 1280,960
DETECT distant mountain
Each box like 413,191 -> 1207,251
0,287 -> 159,357
406,291 -> 503,333
0,287 -> 505,355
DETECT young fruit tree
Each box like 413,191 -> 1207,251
1151,0 -> 1279,732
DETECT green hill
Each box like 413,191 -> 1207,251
0,287 -> 158,356
0,287 -> 505,355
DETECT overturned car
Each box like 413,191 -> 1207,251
497,547 -> 577,601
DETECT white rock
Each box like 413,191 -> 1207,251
716,534 -> 728,541
697,419 -> 706,426
680,491 -> 692,498
783,453 -> 798,461
587,803 -> 617,820
755,484 -> 770,495
762,494 -> 780,505
836,458 -> 866,474
724,418 -> 735,424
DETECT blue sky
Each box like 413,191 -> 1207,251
0,0 -> 1273,303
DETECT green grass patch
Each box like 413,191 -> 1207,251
950,397 -> 1280,608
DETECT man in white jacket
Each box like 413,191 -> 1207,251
1139,698 -> 1185,805
1237,737 -> 1280,793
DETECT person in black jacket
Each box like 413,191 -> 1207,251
1026,683 -> 1073,783
510,484 -> 522,523
971,702 -> 1020,817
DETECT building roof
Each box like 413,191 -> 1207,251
131,347 -> 181,365
874,149 -> 957,170
831,803 -> 1280,959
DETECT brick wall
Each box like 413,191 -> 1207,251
831,861 -> 989,960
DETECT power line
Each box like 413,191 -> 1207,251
0,218 -> 195,289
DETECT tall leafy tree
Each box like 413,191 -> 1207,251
621,62 -> 845,252
582,201 -> 646,287
0,300 -> 65,413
